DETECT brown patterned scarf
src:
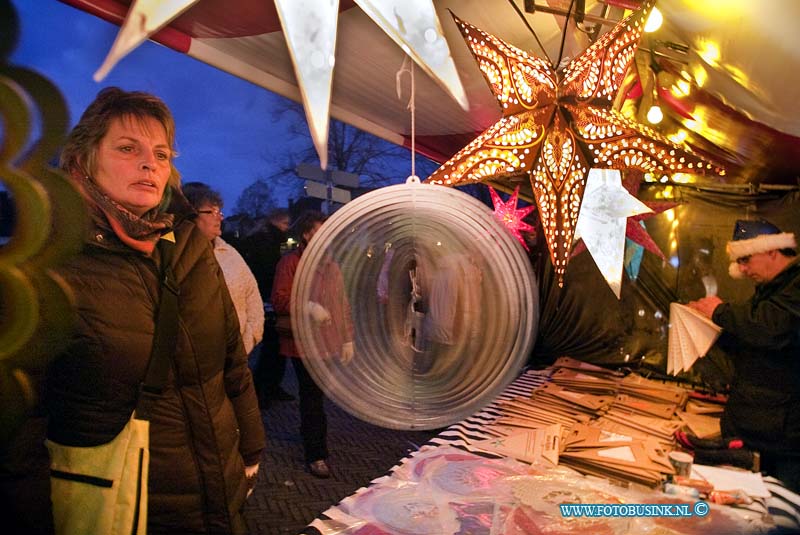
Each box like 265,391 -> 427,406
78,175 -> 174,254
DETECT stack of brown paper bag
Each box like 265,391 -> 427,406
592,411 -> 682,448
471,424 -> 562,466
560,423 -> 675,487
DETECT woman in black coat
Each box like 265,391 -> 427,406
44,87 -> 265,534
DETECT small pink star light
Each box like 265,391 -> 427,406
489,185 -> 536,251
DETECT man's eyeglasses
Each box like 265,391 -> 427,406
197,208 -> 224,218
736,255 -> 751,265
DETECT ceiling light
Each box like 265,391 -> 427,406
646,105 -> 663,124
644,7 -> 663,33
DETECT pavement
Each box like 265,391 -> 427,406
243,368 -> 439,535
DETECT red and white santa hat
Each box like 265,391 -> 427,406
727,219 -> 796,278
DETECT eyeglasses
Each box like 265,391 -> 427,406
736,255 -> 751,265
197,208 -> 224,218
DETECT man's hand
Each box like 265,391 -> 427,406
306,301 -> 331,324
688,295 -> 723,318
340,342 -> 354,364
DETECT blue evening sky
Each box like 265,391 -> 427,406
8,0 -> 356,210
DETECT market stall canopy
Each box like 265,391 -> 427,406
60,0 -> 800,191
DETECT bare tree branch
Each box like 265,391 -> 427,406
248,99 -> 442,194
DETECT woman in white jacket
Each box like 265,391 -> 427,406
184,182 -> 264,353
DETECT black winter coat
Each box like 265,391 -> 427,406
712,259 -> 800,456
46,206 -> 266,534
239,224 -> 286,300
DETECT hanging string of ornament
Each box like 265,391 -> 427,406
396,55 -> 418,182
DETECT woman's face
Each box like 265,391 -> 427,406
93,115 -> 172,216
195,203 -> 223,241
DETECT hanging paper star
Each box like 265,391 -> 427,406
572,169 -> 680,260
622,171 -> 679,260
624,233 -> 646,281
93,0 -> 468,170
93,0 -> 200,82
489,185 -> 536,251
427,3 -> 724,285
574,169 -> 653,299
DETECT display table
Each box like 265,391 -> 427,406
306,369 -> 800,534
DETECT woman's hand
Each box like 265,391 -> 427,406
245,464 -> 259,498
306,301 -> 331,324
340,342 -> 354,364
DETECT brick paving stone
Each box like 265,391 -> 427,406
244,369 -> 438,535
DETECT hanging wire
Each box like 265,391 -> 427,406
395,55 -> 417,180
555,0 -> 576,69
506,0 -> 552,65
410,60 -> 416,180
576,1 -> 608,39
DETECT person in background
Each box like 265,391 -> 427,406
46,87 -> 265,533
271,210 -> 353,478
689,218 -> 800,491
421,252 -> 482,374
240,208 -> 294,404
183,181 -> 264,354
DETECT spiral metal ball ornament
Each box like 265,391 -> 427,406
0,60 -> 86,447
290,179 -> 538,430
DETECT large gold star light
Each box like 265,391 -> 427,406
428,2 -> 723,284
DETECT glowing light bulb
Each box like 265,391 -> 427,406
646,105 -> 664,124
644,7 -> 663,33
698,40 -> 721,65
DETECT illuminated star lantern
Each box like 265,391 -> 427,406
427,3 -> 724,284
574,169 -> 653,299
489,185 -> 536,251
93,0 -> 468,170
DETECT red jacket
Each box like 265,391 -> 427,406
271,247 -> 353,358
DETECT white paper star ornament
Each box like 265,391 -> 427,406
574,169 -> 652,299
354,0 -> 468,110
274,0 -> 340,170
94,0 -> 467,171
94,0 -> 200,82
